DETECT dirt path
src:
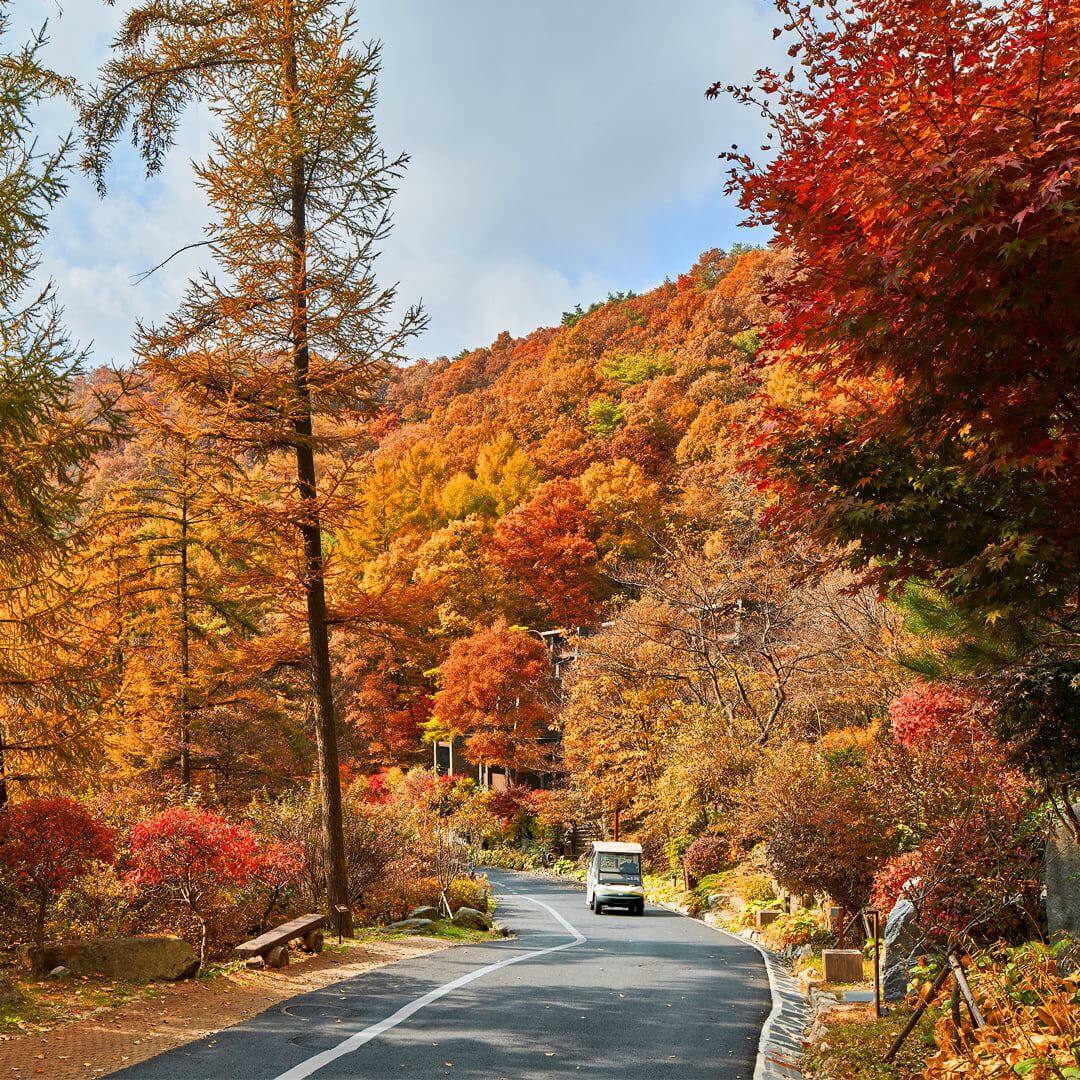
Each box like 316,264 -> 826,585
0,937 -> 448,1080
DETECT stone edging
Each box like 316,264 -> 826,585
701,918 -> 807,1080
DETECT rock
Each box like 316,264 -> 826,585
1046,803 -> 1080,972
31,937 -> 199,981
408,906 -> 440,921
0,974 -> 21,1005
387,918 -> 437,933
265,945 -> 290,969
451,907 -> 492,931
244,955 -> 266,970
48,966 -> 70,979
882,897 -> 926,1001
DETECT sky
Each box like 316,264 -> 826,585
10,1 -> 780,365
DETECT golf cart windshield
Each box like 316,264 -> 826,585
597,852 -> 642,883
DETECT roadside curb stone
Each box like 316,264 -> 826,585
692,913 -> 806,1079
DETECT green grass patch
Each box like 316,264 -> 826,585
642,874 -> 688,908
0,971 -> 157,1036
346,919 -> 497,948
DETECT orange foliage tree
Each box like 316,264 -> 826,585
81,0 -> 425,925
432,622 -> 554,777
489,479 -> 601,627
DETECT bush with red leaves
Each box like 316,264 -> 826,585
888,683 -> 988,753
0,797 -> 115,955
127,807 -> 262,961
684,835 -> 729,882
869,851 -> 924,915
873,687 -> 1045,942
871,777 -> 1043,942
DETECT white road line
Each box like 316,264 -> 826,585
272,893 -> 586,1080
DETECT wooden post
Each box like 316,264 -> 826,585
863,908 -> 882,1018
883,962 -> 952,1063
947,953 -> 985,1029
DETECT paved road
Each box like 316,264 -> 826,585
110,872 -> 772,1079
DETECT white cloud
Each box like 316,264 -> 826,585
8,0 -> 782,363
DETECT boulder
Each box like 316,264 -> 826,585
451,907 -> 492,931
0,974 -> 22,1006
408,906 -> 440,921
882,897 -> 926,1001
1046,803 -> 1080,972
48,966 -> 71,979
387,918 -> 437,933
31,937 -> 199,981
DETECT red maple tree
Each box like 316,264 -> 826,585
716,0 -> 1080,621
489,478 -> 601,627
432,621 -> 554,774
127,807 -> 260,962
0,798 -> 115,956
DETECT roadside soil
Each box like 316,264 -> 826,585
0,936 -> 449,1080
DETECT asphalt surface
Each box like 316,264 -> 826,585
110,871 -> 772,1079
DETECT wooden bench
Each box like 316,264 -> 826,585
236,913 -> 326,968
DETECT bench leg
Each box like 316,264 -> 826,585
266,945 -> 290,969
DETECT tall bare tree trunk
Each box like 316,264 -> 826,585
0,722 -> 7,808
283,2 -> 351,936
178,480 -> 192,793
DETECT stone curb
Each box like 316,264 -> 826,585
657,906 -> 807,1079
711,922 -> 807,1080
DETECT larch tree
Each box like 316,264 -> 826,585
0,10 -> 117,803
99,391 -> 262,794
81,0 -> 425,926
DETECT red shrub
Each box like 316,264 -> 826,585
489,784 -> 534,827
0,797 -> 115,954
684,835 -> 729,881
871,778 -> 1043,941
869,851 -> 924,914
888,683 -> 986,753
247,838 -> 304,929
127,807 -> 260,961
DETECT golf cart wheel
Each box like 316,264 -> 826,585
595,902 -> 604,914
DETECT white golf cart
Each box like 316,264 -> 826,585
586,841 -> 645,915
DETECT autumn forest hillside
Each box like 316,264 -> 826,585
59,247 -> 785,803
2,3 -> 1077,1071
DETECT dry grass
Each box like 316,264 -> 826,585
804,1004 -> 938,1080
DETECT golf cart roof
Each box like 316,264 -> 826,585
590,841 -> 643,855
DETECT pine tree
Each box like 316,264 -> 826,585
96,389 -> 262,795
81,0 -> 424,926
0,10 -> 117,804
